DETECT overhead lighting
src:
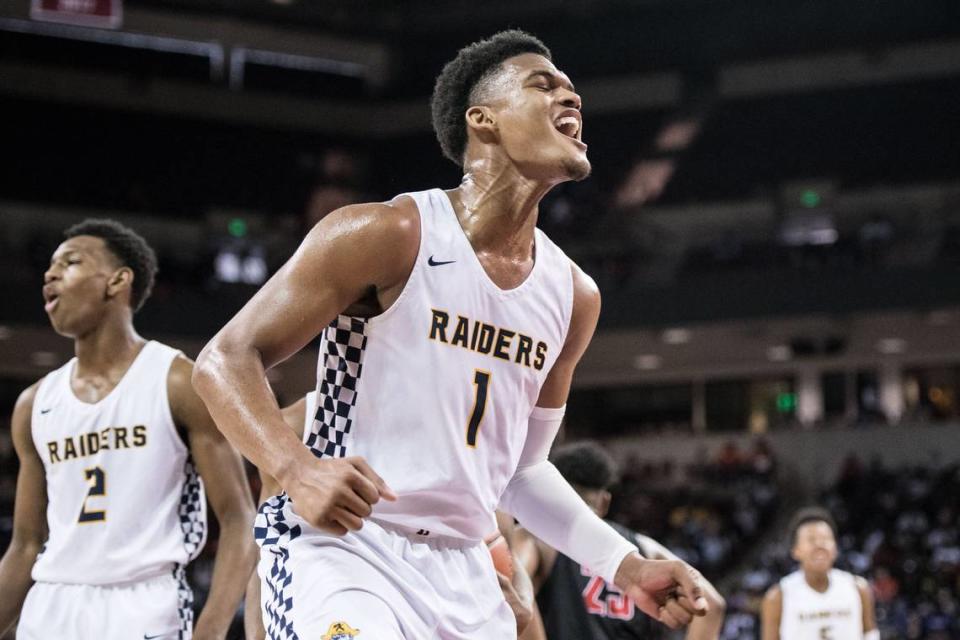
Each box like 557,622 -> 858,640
633,354 -> 662,371
661,328 -> 691,345
766,345 -> 792,362
877,338 -> 907,355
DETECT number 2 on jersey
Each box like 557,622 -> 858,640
78,466 -> 106,523
466,370 -> 491,447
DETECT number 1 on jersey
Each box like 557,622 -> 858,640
78,466 -> 106,523
466,370 -> 491,447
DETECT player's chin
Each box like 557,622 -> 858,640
561,154 -> 592,182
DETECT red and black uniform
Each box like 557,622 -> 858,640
538,521 -> 662,640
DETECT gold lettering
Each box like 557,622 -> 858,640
534,341 -> 547,370
451,316 -> 470,348
493,329 -> 515,360
429,309 -> 450,342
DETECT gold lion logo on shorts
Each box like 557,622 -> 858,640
322,621 -> 360,639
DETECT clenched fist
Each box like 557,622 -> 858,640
279,453 -> 396,535
614,553 -> 709,629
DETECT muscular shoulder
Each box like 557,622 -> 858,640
763,583 -> 783,606
854,575 -> 872,597
313,197 -> 420,251
11,379 -> 43,449
563,260 -> 600,350
302,196 -> 421,289
167,353 -> 195,395
570,259 -> 600,317
166,353 -> 209,432
14,379 -> 41,415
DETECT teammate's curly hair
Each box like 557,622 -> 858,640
431,29 -> 551,166
551,441 -> 619,491
787,506 -> 838,548
65,219 -> 158,313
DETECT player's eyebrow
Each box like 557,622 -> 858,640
526,69 -> 576,94
49,248 -> 82,265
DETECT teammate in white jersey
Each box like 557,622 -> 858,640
194,30 -> 709,639
0,219 -> 257,639
761,507 -> 878,640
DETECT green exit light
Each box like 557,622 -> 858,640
228,218 -> 248,238
776,392 -> 797,413
800,190 -> 821,208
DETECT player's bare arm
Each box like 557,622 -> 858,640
513,525 -> 558,593
495,511 -> 539,635
169,355 -> 258,639
193,201 -> 417,535
0,383 -> 47,635
760,584 -> 783,640
856,576 -> 879,638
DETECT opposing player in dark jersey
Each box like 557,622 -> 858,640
0,219 -> 257,639
517,441 -> 726,640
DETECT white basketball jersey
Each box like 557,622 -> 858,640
30,341 -> 207,585
779,569 -> 863,639
299,188 -> 574,540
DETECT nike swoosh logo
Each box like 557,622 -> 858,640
428,256 -> 456,266
144,633 -> 178,639
40,408 -> 52,414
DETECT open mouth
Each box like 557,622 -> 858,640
43,289 -> 60,313
553,110 -> 586,150
554,115 -> 581,138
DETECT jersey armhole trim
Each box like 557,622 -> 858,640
160,347 -> 190,454
365,192 -> 425,328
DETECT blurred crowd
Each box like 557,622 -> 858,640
610,438 -> 780,581
722,456 -> 960,640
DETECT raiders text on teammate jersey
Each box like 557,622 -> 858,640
45,425 -> 148,463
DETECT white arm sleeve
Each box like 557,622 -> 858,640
498,406 -> 638,585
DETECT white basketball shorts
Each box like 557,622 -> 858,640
256,500 -> 514,640
18,568 -> 192,640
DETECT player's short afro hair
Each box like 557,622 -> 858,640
65,218 -> 158,313
788,506 -> 838,548
551,440 -> 619,491
431,29 -> 551,166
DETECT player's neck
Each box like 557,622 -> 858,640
802,568 -> 831,592
453,165 -> 550,255
73,312 -> 145,376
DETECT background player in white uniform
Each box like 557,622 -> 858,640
761,507 -> 878,640
244,392 -> 540,639
193,30 -> 710,639
0,219 -> 257,639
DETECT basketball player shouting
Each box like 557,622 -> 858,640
761,508 -> 878,640
194,30 -> 709,638
0,220 -> 257,639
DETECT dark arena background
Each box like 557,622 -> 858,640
1,1 -> 959,638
